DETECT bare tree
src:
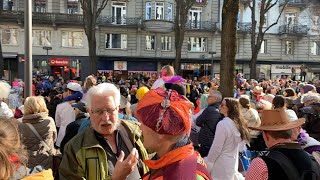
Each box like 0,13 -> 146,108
174,0 -> 195,75
248,0 -> 287,79
0,0 -> 3,77
220,0 -> 239,97
0,37 -> 3,78
79,0 -> 109,75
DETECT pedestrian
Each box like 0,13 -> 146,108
18,96 -> 57,169
137,88 -> 212,180
59,83 -> 148,179
205,98 -> 250,180
246,109 -> 320,179
0,119 -> 54,180
55,82 -> 82,148
196,90 -> 222,157
0,81 -> 14,119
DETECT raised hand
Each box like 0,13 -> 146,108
112,148 -> 139,180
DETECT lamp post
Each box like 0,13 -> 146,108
209,51 -> 216,79
43,46 -> 52,74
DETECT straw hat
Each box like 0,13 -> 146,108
251,86 -> 264,95
250,109 -> 305,131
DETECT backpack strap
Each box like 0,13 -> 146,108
264,150 -> 300,180
26,123 -> 51,152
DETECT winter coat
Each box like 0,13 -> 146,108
205,117 -> 245,180
18,112 -> 57,169
196,103 -> 221,150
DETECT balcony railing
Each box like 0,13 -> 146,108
98,16 -> 142,27
195,0 -> 207,6
0,10 -> 141,27
185,20 -> 216,31
237,22 -> 252,33
279,24 -> 308,35
279,0 -> 306,7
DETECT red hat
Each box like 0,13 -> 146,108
137,88 -> 192,135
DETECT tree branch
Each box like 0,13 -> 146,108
263,0 -> 286,33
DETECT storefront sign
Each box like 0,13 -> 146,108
50,58 -> 69,66
114,61 -> 127,71
271,64 -> 301,74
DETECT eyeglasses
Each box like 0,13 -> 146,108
91,107 -> 118,116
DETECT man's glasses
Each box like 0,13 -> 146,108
91,107 -> 118,116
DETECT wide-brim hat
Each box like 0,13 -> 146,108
251,86 -> 264,95
250,109 -> 305,131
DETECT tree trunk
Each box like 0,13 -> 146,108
250,52 -> 258,80
0,39 -> 4,78
87,28 -> 97,76
220,0 -> 239,98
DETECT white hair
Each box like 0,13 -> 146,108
301,92 -> 320,104
86,83 -> 120,109
0,81 -> 11,99
209,90 -> 222,102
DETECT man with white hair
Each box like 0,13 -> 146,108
59,83 -> 148,179
196,90 -> 222,157
300,92 -> 320,141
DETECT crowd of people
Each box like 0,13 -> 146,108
0,65 -> 320,179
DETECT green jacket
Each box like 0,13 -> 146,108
59,120 -> 149,180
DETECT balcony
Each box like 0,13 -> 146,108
279,24 -> 308,36
185,21 -> 216,31
279,0 -> 307,8
237,22 -> 252,33
194,0 -> 207,6
0,10 -> 141,28
143,19 -> 174,33
98,16 -> 142,27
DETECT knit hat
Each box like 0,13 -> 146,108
137,88 -> 192,135
302,84 -> 316,94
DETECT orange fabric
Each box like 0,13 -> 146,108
196,170 -> 211,180
144,144 -> 194,170
137,89 -> 192,134
142,174 -> 163,180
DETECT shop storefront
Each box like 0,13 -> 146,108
271,64 -> 301,80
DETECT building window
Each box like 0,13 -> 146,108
112,2 -> 126,24
189,7 -> 202,29
155,2 -> 164,20
146,2 -> 152,20
34,0 -> 46,12
188,37 -> 206,52
1,28 -> 18,45
32,30 -> 51,46
285,40 -> 294,55
167,3 -> 173,21
263,13 -> 268,26
105,34 -> 127,49
62,31 -> 83,48
146,35 -> 156,50
260,40 -> 267,54
311,42 -> 320,55
67,0 -> 79,14
286,13 -> 296,25
161,36 -> 171,51
3,0 -> 14,10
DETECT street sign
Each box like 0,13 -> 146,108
49,58 -> 69,66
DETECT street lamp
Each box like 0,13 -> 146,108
209,51 -> 216,79
43,46 -> 52,75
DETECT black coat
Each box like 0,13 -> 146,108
196,102 -> 221,149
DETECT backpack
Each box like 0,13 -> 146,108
263,150 -> 320,180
